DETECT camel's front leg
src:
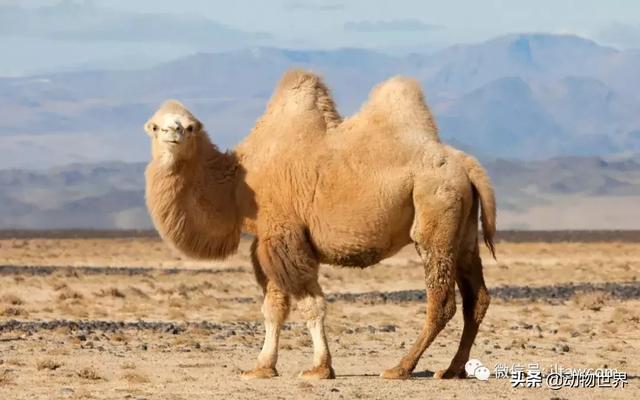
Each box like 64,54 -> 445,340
254,226 -> 335,379
296,280 -> 335,379
242,281 -> 290,379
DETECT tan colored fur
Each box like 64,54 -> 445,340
145,108 -> 241,260
448,146 -> 497,258
144,70 -> 496,380
267,69 -> 342,130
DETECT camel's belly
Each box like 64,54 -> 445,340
318,246 -> 386,268
307,165 -> 415,267
310,206 -> 414,268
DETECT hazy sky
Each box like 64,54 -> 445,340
2,0 -> 640,75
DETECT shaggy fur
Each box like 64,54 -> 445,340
145,106 -> 241,260
144,69 -> 496,380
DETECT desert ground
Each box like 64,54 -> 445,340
0,232 -> 638,399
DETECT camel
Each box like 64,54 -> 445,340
143,69 -> 496,380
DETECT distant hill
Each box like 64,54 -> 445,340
2,33 -> 640,168
0,162 -> 148,230
1,154 -> 639,230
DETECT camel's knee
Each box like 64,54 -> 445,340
474,286 -> 490,324
297,293 -> 327,322
262,282 -> 291,324
417,245 -> 457,328
442,288 -> 457,324
428,287 -> 457,329
295,280 -> 327,321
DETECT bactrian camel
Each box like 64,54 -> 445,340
144,69 -> 496,380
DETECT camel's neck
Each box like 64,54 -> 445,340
145,134 -> 242,259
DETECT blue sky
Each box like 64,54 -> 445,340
2,0 -> 640,75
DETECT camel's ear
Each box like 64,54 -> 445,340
144,121 -> 158,137
185,119 -> 202,135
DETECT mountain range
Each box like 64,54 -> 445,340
2,32 -> 640,229
1,33 -> 640,169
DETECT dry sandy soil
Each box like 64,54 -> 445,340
0,235 -> 638,399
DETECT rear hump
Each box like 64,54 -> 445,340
355,76 -> 440,141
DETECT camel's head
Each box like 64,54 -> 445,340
144,100 -> 202,164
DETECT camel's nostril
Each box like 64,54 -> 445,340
158,129 -> 184,144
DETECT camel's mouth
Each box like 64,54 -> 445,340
158,128 -> 184,146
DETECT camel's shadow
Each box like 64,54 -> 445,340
337,370 -> 436,379
411,370 -> 436,378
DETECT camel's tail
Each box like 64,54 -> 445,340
463,155 -> 497,258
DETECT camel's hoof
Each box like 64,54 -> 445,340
435,368 -> 467,379
298,365 -> 336,380
241,367 -> 278,379
380,366 -> 410,380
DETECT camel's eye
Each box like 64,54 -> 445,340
186,125 -> 194,133
151,124 -> 158,132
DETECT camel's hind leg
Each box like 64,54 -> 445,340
242,240 -> 291,379
381,183 -> 463,380
435,246 -> 490,379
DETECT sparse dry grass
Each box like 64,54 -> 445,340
77,367 -> 102,381
58,289 -> 84,301
122,371 -> 150,383
1,306 -> 28,317
95,287 -> 125,298
1,294 -> 24,305
36,359 -> 62,371
573,291 -> 610,311
110,332 -> 128,342
121,361 -> 136,370
0,369 -> 11,386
